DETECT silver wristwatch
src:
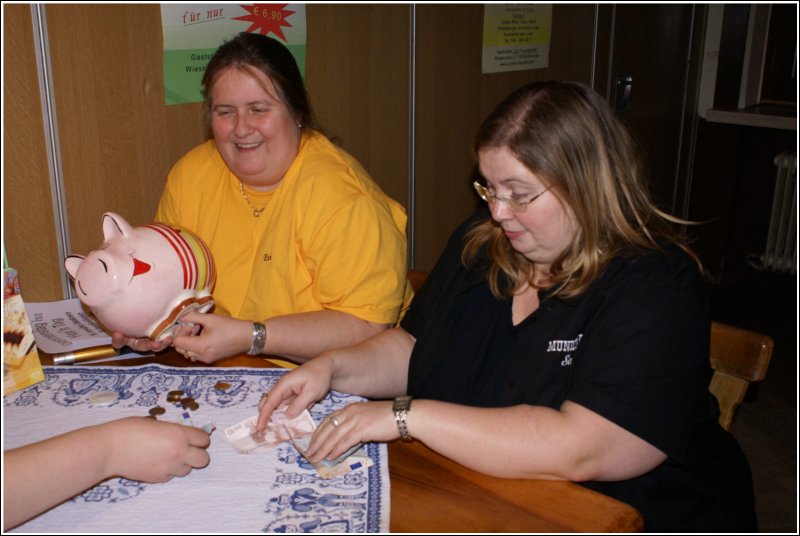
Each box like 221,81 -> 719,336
392,395 -> 413,441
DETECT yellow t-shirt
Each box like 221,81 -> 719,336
156,131 -> 413,325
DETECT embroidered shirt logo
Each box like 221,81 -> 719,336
547,334 -> 582,367
546,334 -> 583,353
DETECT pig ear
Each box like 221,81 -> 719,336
64,255 -> 84,279
102,212 -> 133,240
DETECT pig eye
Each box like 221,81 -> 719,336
98,259 -> 108,273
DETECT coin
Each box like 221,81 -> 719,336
180,397 -> 200,411
167,389 -> 184,401
89,390 -> 119,406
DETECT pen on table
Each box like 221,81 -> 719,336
52,345 -> 120,365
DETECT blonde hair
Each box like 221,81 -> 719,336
463,81 -> 698,299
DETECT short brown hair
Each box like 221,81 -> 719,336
201,32 -> 314,131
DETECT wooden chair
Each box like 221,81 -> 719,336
405,270 -> 773,430
709,321 -> 774,430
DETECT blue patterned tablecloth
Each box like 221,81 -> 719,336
3,365 -> 390,532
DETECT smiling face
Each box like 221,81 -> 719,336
209,66 -> 301,190
478,146 -> 579,274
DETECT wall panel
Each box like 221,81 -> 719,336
306,5 -> 410,207
412,4 -> 595,270
46,4 -> 206,259
603,4 -> 696,213
3,5 -> 63,301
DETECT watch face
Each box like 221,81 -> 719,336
394,395 -> 411,411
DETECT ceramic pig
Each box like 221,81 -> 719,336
65,212 -> 216,341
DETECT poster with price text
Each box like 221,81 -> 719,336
161,4 -> 307,105
482,4 -> 551,74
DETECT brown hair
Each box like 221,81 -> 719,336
201,32 -> 314,131
463,81 -> 698,299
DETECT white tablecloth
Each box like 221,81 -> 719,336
4,364 -> 390,532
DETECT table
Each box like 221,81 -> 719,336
36,350 -> 644,532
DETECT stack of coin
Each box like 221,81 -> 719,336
180,396 -> 200,411
143,390 -> 214,433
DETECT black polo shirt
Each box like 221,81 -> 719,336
401,208 -> 756,532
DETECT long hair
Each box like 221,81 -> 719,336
201,32 -> 314,131
462,81 -> 698,299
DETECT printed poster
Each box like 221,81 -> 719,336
482,4 -> 551,74
161,3 -> 307,105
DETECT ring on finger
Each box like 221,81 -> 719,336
329,415 -> 341,428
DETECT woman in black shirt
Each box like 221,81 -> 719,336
257,81 -> 756,532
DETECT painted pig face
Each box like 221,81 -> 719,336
65,213 -> 215,340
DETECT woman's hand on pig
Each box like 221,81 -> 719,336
111,332 -> 172,353
170,312 -> 252,364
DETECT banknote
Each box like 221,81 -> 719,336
224,406 -> 315,454
225,415 -> 285,453
225,408 -> 374,478
273,409 -> 374,478
288,432 -> 374,479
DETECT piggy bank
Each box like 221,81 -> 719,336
65,212 -> 216,341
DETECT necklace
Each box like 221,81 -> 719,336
238,181 -> 265,217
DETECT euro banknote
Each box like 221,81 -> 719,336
224,408 -> 374,478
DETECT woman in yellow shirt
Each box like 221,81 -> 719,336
114,32 -> 412,364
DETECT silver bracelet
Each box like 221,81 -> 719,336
247,322 -> 267,355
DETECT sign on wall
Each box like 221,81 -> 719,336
161,3 -> 307,105
482,4 -> 551,74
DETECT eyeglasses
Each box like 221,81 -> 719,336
473,181 -> 553,213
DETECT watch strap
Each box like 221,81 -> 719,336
393,395 -> 413,441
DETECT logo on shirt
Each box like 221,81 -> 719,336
547,334 -> 583,353
546,334 -> 582,367
262,253 -> 272,262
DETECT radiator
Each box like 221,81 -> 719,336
760,150 -> 797,274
